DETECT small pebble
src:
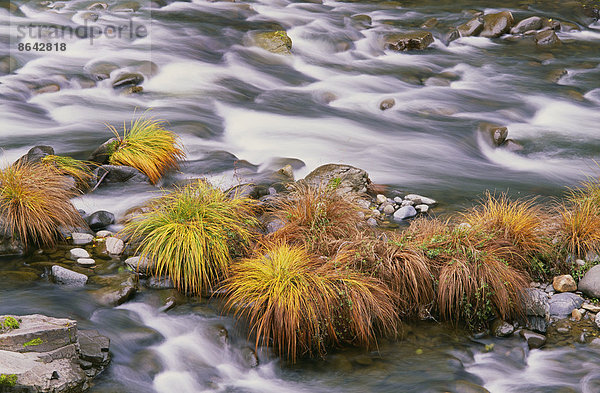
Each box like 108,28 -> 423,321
376,194 -> 387,204
415,204 -> 429,213
77,258 -> 96,266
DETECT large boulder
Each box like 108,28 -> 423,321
89,273 -> 137,307
578,265 -> 600,298
480,11 -> 514,38
0,314 -> 110,392
302,164 -> 371,196
249,31 -> 292,54
385,31 -> 434,51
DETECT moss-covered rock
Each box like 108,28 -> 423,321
250,31 -> 293,54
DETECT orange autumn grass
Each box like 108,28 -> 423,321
0,162 -> 82,246
107,115 -> 185,184
222,241 -> 397,362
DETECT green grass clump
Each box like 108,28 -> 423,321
41,155 -> 95,190
23,338 -> 43,347
107,115 -> 185,184
121,180 -> 258,295
0,162 -> 83,247
1,316 -> 19,330
223,242 -> 397,362
0,374 -> 17,387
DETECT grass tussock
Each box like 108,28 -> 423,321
41,155 -> 95,190
462,192 -> 552,260
404,218 -> 529,327
223,242 -> 397,361
0,162 -> 82,246
269,183 -> 363,255
107,115 -> 185,184
120,180 -> 258,295
558,196 -> 600,259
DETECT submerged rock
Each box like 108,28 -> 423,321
89,275 -> 137,306
385,31 -> 434,51
480,11 -> 514,38
520,329 -> 546,349
0,314 -> 110,393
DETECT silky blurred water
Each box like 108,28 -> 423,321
1,0 -> 600,391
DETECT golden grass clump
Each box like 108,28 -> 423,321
120,180 -> 258,295
223,242 -> 397,361
462,192 -> 552,260
107,115 -> 185,184
0,162 -> 82,246
41,155 -> 95,190
269,183 -> 363,255
558,197 -> 600,259
223,242 -> 338,361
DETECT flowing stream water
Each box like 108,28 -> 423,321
1,0 -> 600,391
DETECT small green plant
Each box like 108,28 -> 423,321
23,338 -> 43,347
1,316 -> 20,330
327,177 -> 342,190
0,162 -> 83,246
120,180 -> 258,295
0,374 -> 17,387
106,114 -> 185,184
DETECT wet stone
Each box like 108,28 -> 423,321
385,31 -> 434,51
